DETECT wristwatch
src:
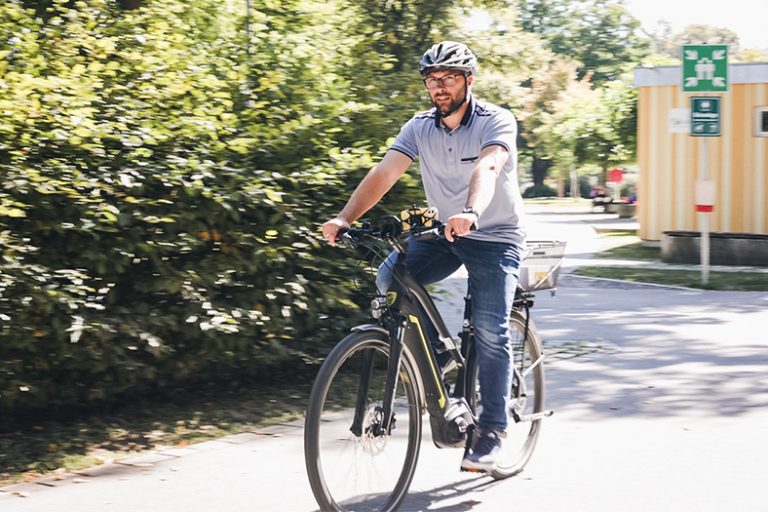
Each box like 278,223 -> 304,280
461,207 -> 479,218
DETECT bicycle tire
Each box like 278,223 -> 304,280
467,310 -> 545,479
304,330 -> 423,512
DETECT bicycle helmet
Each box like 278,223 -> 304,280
419,41 -> 477,76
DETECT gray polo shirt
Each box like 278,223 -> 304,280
390,94 -> 526,245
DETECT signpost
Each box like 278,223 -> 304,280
682,45 -> 728,285
608,168 -> 623,201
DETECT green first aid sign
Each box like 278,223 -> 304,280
682,45 -> 728,92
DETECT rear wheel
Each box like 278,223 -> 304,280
304,331 -> 422,512
468,311 -> 545,479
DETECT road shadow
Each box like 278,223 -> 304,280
532,279 -> 768,420
398,473 -> 507,511
305,474 -> 496,512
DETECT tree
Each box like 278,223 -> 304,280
738,48 -> 768,62
0,0 -> 412,411
521,59 -> 582,187
672,24 -> 740,52
646,22 -> 768,63
535,71 -> 637,191
354,0 -> 455,73
516,0 -> 650,85
532,62 -> 593,193
453,3 -> 554,112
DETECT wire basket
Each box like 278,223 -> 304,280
518,240 -> 567,292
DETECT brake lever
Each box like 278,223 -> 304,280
426,228 -> 444,241
412,226 -> 443,241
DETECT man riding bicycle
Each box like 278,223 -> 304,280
322,40 -> 526,472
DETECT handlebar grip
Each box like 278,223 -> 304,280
337,228 -> 359,244
340,226 -> 373,242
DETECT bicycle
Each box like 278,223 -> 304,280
304,207 -> 562,512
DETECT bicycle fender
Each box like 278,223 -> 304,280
350,324 -> 389,336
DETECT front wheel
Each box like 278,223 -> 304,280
468,310 -> 545,479
304,330 -> 423,512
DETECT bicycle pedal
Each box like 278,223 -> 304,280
459,465 -> 489,474
524,409 -> 555,421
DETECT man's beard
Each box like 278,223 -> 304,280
432,85 -> 468,118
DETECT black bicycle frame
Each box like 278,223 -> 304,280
359,255 -> 473,437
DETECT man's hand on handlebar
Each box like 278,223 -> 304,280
445,213 -> 477,242
323,208 -> 473,246
322,217 -> 350,246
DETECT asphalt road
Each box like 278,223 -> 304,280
3,210 -> 767,511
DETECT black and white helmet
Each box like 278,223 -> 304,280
418,41 -> 477,76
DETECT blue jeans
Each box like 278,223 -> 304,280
376,236 -> 522,433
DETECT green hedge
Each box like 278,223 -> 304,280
522,183 -> 557,198
0,0 -> 420,413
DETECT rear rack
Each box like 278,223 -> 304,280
518,240 -> 567,293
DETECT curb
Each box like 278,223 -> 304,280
564,272 -> 704,292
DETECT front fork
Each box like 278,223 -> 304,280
349,319 -> 405,437
350,347 -> 375,437
380,320 -> 406,434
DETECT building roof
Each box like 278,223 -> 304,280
634,62 -> 768,87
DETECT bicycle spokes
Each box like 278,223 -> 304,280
305,334 -> 421,511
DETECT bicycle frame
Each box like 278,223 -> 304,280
350,246 -> 476,448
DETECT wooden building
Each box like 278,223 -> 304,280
633,62 -> 768,241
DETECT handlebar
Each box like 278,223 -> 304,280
340,217 -> 445,245
335,206 -> 445,247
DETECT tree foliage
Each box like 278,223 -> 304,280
513,0 -> 648,188
645,21 -> 768,63
0,0 -> 649,413
516,0 -> 650,85
535,68 -> 637,183
454,4 -> 554,112
0,0 -> 424,413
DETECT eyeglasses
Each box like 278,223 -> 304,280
423,73 -> 466,89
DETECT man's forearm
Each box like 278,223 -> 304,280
465,145 -> 509,214
465,167 -> 498,215
336,150 -> 413,224
338,168 -> 397,223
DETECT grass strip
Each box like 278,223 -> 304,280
573,266 -> 768,291
593,240 -> 661,261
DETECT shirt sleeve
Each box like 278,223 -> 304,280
480,108 -> 517,154
389,117 -> 418,160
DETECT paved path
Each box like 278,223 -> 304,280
3,209 -> 767,511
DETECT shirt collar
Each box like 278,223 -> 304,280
460,94 -> 476,127
434,93 -> 476,129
